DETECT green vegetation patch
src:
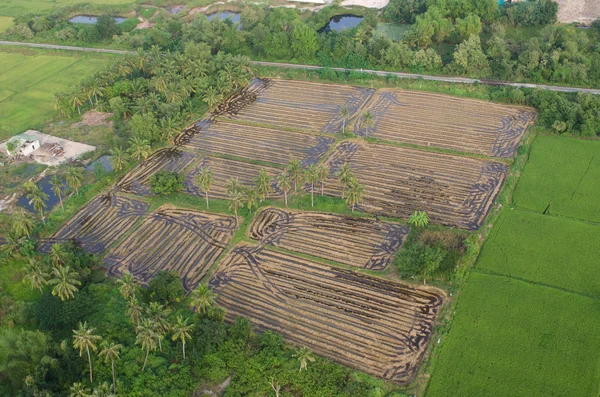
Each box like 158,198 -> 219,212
0,0 -> 135,17
0,16 -> 13,32
513,135 -> 600,223
426,272 -> 600,397
0,51 -> 107,138
477,209 -> 600,297
375,23 -> 412,41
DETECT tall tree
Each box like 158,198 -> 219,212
361,111 -> 375,137
136,319 -> 158,372
245,188 -> 258,214
117,271 -> 138,300
146,302 -> 171,353
49,243 -> 65,268
277,172 -> 292,207
98,341 -> 122,394
345,177 -> 365,213
305,165 -> 319,207
49,265 -> 81,301
316,164 -> 329,196
286,159 -> 304,192
66,167 -> 84,195
335,162 -> 354,199
22,258 -> 49,294
338,106 -> 349,135
171,315 -> 194,360
189,284 -> 216,314
50,174 -> 64,211
229,190 -> 243,228
72,322 -> 102,385
11,209 -> 34,238
126,297 -> 143,327
69,382 -> 90,397
193,166 -> 213,209
128,137 -> 151,161
293,346 -> 315,372
69,91 -> 85,115
26,185 -> 48,224
254,169 -> 271,201
109,147 -> 129,172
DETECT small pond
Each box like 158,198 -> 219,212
17,175 -> 66,214
69,15 -> 128,24
167,5 -> 185,14
86,155 -> 113,173
206,12 -> 241,29
321,15 -> 364,33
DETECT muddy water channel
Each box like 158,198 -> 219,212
321,15 -> 364,33
69,15 -> 127,24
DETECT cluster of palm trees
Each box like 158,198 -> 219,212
108,135 -> 154,173
335,162 -> 365,212
22,243 -> 82,301
53,46 -> 253,146
337,106 -> 375,137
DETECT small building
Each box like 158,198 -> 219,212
6,136 -> 41,157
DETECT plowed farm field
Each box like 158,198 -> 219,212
221,78 -> 375,133
182,120 -> 335,166
210,243 -> 444,384
351,90 -> 536,158
105,207 -> 236,291
41,193 -> 149,254
249,207 -> 409,270
322,141 -> 507,230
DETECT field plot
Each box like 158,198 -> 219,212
210,243 -> 444,383
352,90 -> 536,158
105,207 -> 236,291
221,78 -> 374,133
426,273 -> 600,397
182,120 -> 335,166
322,141 -> 507,230
41,193 -> 149,254
513,135 -> 600,223
0,0 -> 134,17
185,156 -> 283,199
0,51 -> 108,138
249,207 -> 409,270
117,148 -> 198,195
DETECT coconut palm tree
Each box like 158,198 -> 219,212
136,319 -> 158,372
338,106 -> 349,135
49,243 -> 65,267
49,265 -> 81,301
316,164 -> 329,196
26,185 -> 48,224
171,315 -> 194,360
117,271 -> 138,300
335,162 -> 354,199
128,137 -> 151,161
293,346 -> 315,372
69,91 -> 85,115
408,210 -> 429,228
193,166 -> 213,209
22,258 -> 49,294
109,147 -> 129,172
254,169 -> 271,201
345,177 -> 365,213
91,382 -> 113,397
361,111 -> 375,137
146,302 -> 171,352
50,174 -> 64,211
126,297 -> 143,327
98,341 -> 122,393
202,87 -> 223,111
245,188 -> 258,214
286,159 -> 304,192
53,92 -> 66,116
160,116 -> 181,144
228,190 -> 243,229
305,165 -> 319,207
276,172 -> 292,207
66,167 -> 84,195
11,209 -> 34,239
73,322 -> 102,385
69,382 -> 90,397
226,177 -> 242,196
87,80 -> 104,106
189,284 -> 216,314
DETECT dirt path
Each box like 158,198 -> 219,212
1,41 -> 599,95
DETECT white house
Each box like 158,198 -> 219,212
6,136 -> 40,157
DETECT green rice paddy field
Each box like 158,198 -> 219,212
426,136 -> 600,397
0,51 -> 109,139
0,0 -> 135,17
0,16 -> 13,32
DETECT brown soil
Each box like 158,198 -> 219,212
71,110 -> 113,128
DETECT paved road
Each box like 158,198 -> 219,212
3,40 -> 600,95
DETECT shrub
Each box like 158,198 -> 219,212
149,170 -> 185,195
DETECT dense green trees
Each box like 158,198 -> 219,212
149,170 -> 185,195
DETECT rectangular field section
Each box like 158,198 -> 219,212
248,207 -> 409,270
41,193 -> 149,254
105,207 -> 236,291
182,120 -> 335,166
323,141 -> 507,230
352,90 -> 536,158
221,78 -> 374,133
210,243 -> 444,383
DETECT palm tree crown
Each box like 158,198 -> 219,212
49,265 -> 81,301
189,284 -> 216,314
73,322 -> 102,384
